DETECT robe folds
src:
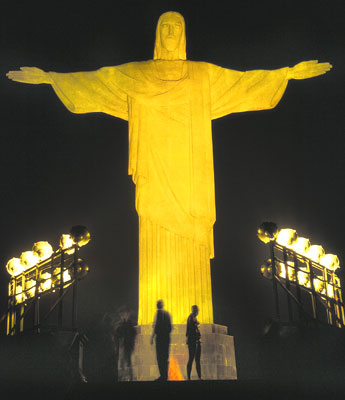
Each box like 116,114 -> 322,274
49,61 -> 289,323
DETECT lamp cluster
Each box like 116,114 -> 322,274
257,222 -> 344,327
257,222 -> 340,271
5,226 -> 91,305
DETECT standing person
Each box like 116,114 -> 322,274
97,312 -> 117,382
113,307 -> 137,381
186,305 -> 202,380
151,300 -> 172,381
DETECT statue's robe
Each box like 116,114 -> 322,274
49,61 -> 288,324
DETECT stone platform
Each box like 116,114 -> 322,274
129,324 -> 237,381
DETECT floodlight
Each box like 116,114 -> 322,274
257,222 -> 278,244
70,226 -> 91,247
260,259 -> 273,279
20,251 -> 39,270
276,229 -> 298,248
307,245 -> 325,263
327,283 -> 334,299
314,277 -> 325,294
6,258 -> 24,276
297,268 -> 310,288
277,261 -> 296,281
32,241 -> 53,262
59,234 -> 75,255
72,259 -> 90,280
292,237 -> 311,257
39,272 -> 52,292
26,279 -> 37,298
52,268 -> 72,287
15,286 -> 24,304
321,254 -> 340,271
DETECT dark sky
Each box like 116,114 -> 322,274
1,0 -> 344,378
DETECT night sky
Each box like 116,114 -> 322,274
1,0 -> 344,378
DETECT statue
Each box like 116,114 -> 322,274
7,11 -> 332,325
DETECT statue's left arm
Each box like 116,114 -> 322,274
209,60 -> 332,120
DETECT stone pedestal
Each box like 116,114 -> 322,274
129,324 -> 237,381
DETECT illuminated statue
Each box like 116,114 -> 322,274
7,12 -> 332,325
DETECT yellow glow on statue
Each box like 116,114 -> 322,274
6,12 -> 332,325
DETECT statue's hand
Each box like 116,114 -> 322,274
288,60 -> 332,80
6,67 -> 52,84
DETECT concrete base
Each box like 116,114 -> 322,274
129,324 -> 237,381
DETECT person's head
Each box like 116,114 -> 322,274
191,305 -> 199,316
157,299 -> 164,310
120,311 -> 130,321
154,11 -> 186,61
102,312 -> 115,327
118,305 -> 130,321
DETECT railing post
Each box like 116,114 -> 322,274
72,246 -> 79,331
308,260 -> 318,321
270,242 -> 280,320
293,254 -> 303,322
283,248 -> 293,322
58,250 -> 64,330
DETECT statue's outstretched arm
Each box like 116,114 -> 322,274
6,66 -> 128,119
287,60 -> 332,80
6,67 -> 52,84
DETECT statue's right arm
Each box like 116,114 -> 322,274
6,67 -> 52,84
6,65 -> 129,119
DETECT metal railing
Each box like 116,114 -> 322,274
261,241 -> 345,328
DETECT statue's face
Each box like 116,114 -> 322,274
159,14 -> 183,53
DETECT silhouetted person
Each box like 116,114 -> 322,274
186,305 -> 201,380
113,306 -> 137,381
91,312 -> 117,382
151,300 -> 172,381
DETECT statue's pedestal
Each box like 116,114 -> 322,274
130,324 -> 237,381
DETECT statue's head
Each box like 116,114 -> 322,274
154,11 -> 186,61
